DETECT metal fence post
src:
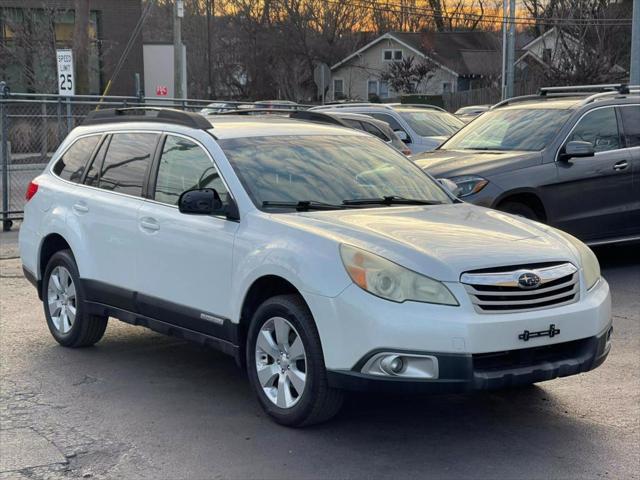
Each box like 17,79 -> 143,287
41,101 -> 48,160
1,100 -> 10,231
66,98 -> 72,135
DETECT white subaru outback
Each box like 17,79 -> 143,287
19,108 -> 612,426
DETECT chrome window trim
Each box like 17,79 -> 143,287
49,129 -> 237,216
554,104 -> 633,162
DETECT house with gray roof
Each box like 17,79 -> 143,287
329,31 -> 504,101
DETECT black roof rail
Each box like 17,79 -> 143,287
539,84 -> 629,95
83,107 -> 212,129
214,108 -> 302,115
289,110 -> 346,126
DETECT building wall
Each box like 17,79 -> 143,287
330,37 -> 458,101
1,0 -> 143,96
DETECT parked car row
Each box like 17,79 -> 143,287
19,87 -> 630,426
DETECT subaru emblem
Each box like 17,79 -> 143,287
517,272 -> 541,289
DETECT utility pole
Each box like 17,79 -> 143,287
501,0 -> 507,99
631,0 -> 639,85
173,0 -> 184,99
505,0 -> 516,99
206,0 -> 213,99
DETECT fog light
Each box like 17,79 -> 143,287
361,352 -> 439,379
380,355 -> 405,375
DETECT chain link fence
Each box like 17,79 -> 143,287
0,92 -> 267,230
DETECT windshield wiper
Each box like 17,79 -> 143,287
262,200 -> 348,211
342,196 -> 443,206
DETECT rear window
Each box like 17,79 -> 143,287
97,133 -> 159,197
53,135 -> 101,183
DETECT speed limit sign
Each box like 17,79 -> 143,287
56,49 -> 75,96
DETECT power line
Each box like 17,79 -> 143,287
320,0 -> 632,27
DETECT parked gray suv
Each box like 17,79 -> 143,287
414,85 -> 640,245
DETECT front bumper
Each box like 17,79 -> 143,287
327,324 -> 612,392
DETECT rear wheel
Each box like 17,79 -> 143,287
499,201 -> 539,220
246,294 -> 343,427
43,250 -> 108,347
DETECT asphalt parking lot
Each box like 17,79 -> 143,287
1,227 -> 638,480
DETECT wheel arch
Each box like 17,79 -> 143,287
38,233 -> 74,296
236,275 -> 311,369
494,188 -> 548,222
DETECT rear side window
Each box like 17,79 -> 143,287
620,105 -> 640,148
53,135 -> 100,183
98,133 -> 159,196
154,135 -> 228,205
567,107 -> 620,153
362,121 -> 390,141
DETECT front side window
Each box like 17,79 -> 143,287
442,108 -> 572,151
218,135 -> 451,209
620,105 -> 640,148
567,107 -> 620,153
98,133 -> 159,196
370,113 -> 404,133
53,135 -> 101,183
154,135 -> 228,205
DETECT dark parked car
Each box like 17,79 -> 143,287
291,110 -> 412,155
414,84 -> 640,245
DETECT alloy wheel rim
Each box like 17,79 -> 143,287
47,266 -> 76,334
255,316 -> 307,409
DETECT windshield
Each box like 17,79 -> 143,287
442,108 -> 572,151
218,135 -> 452,209
398,110 -> 464,137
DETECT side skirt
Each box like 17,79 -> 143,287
84,301 -> 240,360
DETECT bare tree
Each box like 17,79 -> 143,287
380,56 -> 438,94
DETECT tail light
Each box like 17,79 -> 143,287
25,181 -> 38,201
402,148 -> 412,156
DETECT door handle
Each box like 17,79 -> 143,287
72,202 -> 89,214
140,218 -> 160,232
613,160 -> 628,171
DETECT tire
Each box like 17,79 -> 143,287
499,201 -> 539,220
246,294 -> 343,427
43,250 -> 108,347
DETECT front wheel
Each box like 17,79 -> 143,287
498,201 -> 539,221
43,250 -> 108,347
246,294 -> 343,427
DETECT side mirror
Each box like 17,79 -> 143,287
559,140 -> 595,161
438,178 -> 460,196
178,188 -> 223,215
394,130 -> 410,143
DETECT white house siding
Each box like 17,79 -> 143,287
330,37 -> 458,102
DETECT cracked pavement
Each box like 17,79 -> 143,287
1,227 -> 639,479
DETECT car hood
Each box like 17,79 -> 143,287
412,149 -> 542,177
275,204 -> 579,282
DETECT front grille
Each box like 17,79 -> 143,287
461,262 -> 579,313
473,337 -> 590,371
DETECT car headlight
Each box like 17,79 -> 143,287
553,229 -> 601,290
340,244 -> 459,305
446,175 -> 488,198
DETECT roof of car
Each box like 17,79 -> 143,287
206,115 -> 367,139
497,98 -> 585,110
